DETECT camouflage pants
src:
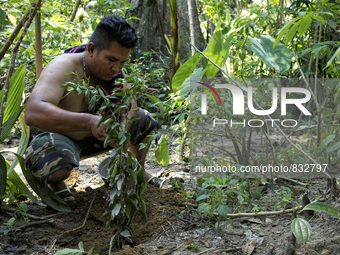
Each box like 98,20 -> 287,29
25,109 -> 158,179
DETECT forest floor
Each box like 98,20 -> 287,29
1,128 -> 340,255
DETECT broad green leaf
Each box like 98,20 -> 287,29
0,8 -> 6,20
2,63 -> 26,123
326,47 -> 340,68
7,167 -> 45,207
155,135 -> 169,166
172,53 -> 202,93
0,154 -> 6,209
203,204 -> 212,217
126,202 -> 132,218
0,107 -> 24,144
145,94 -> 165,116
203,29 -> 233,79
273,16 -> 303,49
303,202 -> 340,219
291,218 -> 312,242
8,112 -> 29,175
298,15 -> 312,37
285,19 -> 302,45
180,67 -> 204,98
326,141 -> 340,153
196,194 -> 210,202
217,205 -> 228,217
254,189 -> 262,200
318,134 -> 335,153
16,152 -> 72,211
249,35 -> 292,73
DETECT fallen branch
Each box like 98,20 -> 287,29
190,43 -> 331,180
180,202 -> 198,208
212,205 -> 303,218
279,177 -> 308,187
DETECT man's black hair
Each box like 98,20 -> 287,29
89,15 -> 137,53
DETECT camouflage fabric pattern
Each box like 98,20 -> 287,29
25,132 -> 80,179
129,109 -> 158,145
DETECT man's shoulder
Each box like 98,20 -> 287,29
43,53 -> 83,79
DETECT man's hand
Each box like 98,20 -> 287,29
89,115 -> 117,147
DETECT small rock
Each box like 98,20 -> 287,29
160,249 -> 169,255
217,237 -> 222,240
321,250 -> 330,255
157,244 -> 163,248
259,233 -> 265,237
265,218 -> 273,223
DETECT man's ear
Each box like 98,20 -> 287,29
87,42 -> 96,57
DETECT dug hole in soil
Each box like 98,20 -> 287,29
1,129 -> 340,255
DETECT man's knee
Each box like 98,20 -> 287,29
47,168 -> 71,184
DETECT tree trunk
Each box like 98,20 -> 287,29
187,0 -> 195,56
126,0 -> 205,60
167,0 -> 180,85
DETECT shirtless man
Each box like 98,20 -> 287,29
24,15 -> 164,201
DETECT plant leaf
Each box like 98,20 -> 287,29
217,205 -> 228,217
155,134 -> 169,166
0,107 -> 24,144
120,229 -> 131,237
326,46 -> 340,68
298,15 -> 312,37
249,35 -> 292,73
203,27 -> 233,79
7,111 -> 29,175
0,154 -> 7,209
285,19 -> 302,45
145,94 -> 165,116
326,141 -> 340,153
13,151 -> 72,211
303,202 -> 340,219
180,67 -> 204,99
2,63 -> 26,123
196,194 -> 210,202
172,53 -> 202,93
291,218 -> 312,242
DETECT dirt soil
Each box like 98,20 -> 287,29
2,133 -> 340,255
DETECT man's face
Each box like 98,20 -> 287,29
89,41 -> 131,81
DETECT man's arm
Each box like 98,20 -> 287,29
25,55 -> 105,140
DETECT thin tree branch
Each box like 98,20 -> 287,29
0,0 -> 42,133
70,0 -> 81,22
0,13 -> 29,62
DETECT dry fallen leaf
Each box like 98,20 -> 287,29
187,238 -> 193,245
242,239 -> 257,255
200,240 -> 210,248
